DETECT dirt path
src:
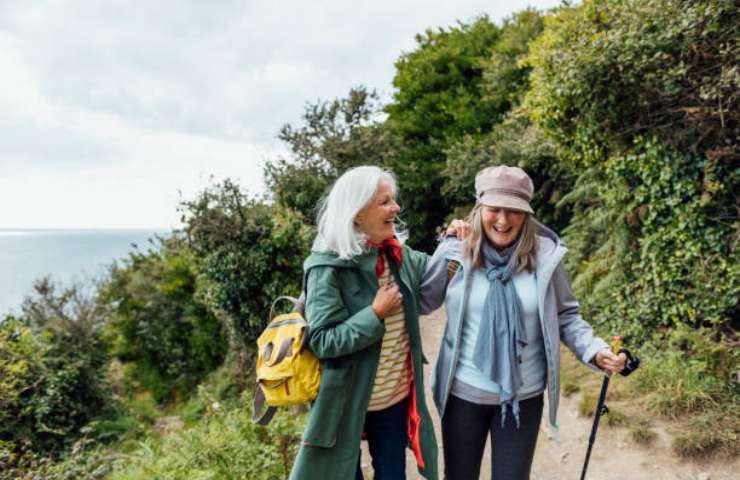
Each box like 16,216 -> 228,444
360,309 -> 738,479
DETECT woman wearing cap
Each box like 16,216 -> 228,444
422,165 -> 626,479
290,165 -> 466,480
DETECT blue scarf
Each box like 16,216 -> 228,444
472,238 -> 528,427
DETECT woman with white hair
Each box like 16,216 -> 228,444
290,165 -> 458,480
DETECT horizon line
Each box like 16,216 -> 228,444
0,227 -> 174,231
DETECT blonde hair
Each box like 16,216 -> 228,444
462,204 -> 537,272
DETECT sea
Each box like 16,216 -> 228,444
0,229 -> 167,317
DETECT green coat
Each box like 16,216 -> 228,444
289,245 -> 439,480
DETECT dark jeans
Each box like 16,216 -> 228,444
356,398 -> 408,480
441,394 -> 543,480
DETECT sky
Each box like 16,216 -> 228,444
0,0 -> 561,230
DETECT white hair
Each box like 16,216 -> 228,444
312,166 -> 407,259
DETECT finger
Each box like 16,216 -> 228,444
603,350 -> 619,361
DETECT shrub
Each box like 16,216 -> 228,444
110,391 -> 306,480
0,279 -> 113,465
103,240 -> 227,403
0,317 -> 45,469
180,180 -> 314,348
524,0 -> 739,340
525,0 -> 738,168
443,113 -> 574,232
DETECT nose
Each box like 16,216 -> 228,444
390,200 -> 400,213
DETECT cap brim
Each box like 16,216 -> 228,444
478,193 -> 534,214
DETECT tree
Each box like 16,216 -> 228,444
1,280 -> 112,458
264,87 -> 396,223
386,14 -> 556,249
180,180 -> 314,349
103,240 -> 227,403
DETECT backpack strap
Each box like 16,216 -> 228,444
252,387 -> 277,426
269,295 -> 302,321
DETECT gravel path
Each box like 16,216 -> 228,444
359,309 -> 738,480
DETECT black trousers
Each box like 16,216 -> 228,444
356,398 -> 408,480
441,394 -> 543,480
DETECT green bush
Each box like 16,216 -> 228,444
0,279 -> 113,466
103,240 -> 227,403
110,392 -> 306,480
264,87 -> 396,224
181,180 -> 314,347
525,0 -> 738,168
0,317 -> 45,469
524,0 -> 738,340
443,113 -> 574,232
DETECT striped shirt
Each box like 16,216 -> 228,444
367,257 -> 411,411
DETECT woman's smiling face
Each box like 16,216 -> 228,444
480,205 -> 526,250
355,179 -> 400,244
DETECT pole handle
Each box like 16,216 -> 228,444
608,335 -> 641,377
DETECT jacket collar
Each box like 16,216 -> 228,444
304,247 -> 386,273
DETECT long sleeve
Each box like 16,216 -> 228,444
305,266 -> 385,359
419,238 -> 463,315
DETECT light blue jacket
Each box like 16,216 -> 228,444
420,225 -> 608,431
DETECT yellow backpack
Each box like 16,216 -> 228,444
252,295 -> 321,425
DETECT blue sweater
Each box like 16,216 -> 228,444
452,268 -> 546,402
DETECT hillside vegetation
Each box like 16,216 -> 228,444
1,1 -> 737,478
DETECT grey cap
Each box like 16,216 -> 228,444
475,165 -> 534,214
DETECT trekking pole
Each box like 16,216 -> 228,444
579,336 -> 640,480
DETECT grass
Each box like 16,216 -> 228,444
671,407 -> 740,458
577,389 -> 598,418
561,325 -> 740,459
629,418 -> 658,445
562,381 -> 580,397
5,360 -> 308,480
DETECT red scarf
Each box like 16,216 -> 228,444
368,238 -> 403,277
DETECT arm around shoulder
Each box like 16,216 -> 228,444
419,237 -> 462,315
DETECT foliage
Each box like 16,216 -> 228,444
482,9 -> 545,110
0,279 -> 112,465
386,16 -> 504,249
0,317 -> 45,469
103,240 -> 227,403
525,0 -> 739,168
180,179 -> 314,348
524,0 -> 739,340
630,326 -> 739,457
110,391 -> 306,480
264,87 -> 396,223
602,142 -> 736,335
443,112 -> 574,232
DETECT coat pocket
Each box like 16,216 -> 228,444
302,361 -> 352,448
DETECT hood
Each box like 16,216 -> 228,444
303,249 -> 379,273
535,220 -> 567,264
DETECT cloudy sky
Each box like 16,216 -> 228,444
0,0 -> 560,229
